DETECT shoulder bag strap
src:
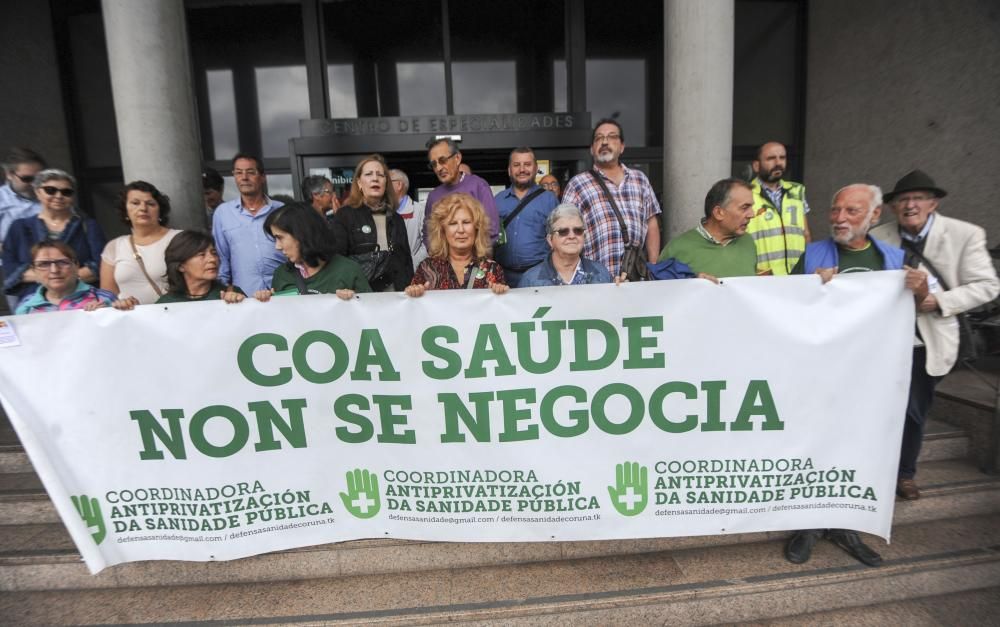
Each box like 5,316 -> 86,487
588,170 -> 631,246
901,240 -> 951,291
128,235 -> 164,297
292,264 -> 310,295
502,188 -> 547,229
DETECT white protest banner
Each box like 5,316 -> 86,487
0,273 -> 914,574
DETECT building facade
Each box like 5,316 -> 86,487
1,0 -> 997,245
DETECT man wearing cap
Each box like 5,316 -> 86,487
872,170 -> 999,500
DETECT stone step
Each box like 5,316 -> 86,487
0,444 -> 29,474
1,513 -> 999,625
919,418 -> 970,462
762,585 -> 1000,626
1,459 -> 998,593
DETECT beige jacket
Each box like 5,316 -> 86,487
872,214 -> 999,376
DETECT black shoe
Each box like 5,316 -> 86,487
826,529 -> 883,567
785,529 -> 823,564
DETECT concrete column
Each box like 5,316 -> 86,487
662,0 -> 734,238
102,0 -> 206,231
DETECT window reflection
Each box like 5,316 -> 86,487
397,62 -> 446,115
553,60 -> 567,112
586,59 -> 646,146
255,66 -> 309,158
327,64 -> 358,118
733,1 -> 798,146
453,62 -> 516,114
206,69 -> 238,159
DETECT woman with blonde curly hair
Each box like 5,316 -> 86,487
405,192 -> 507,296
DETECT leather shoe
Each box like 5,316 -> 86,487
784,529 -> 822,564
826,529 -> 883,567
897,478 -> 920,500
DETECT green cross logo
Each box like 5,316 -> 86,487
340,468 -> 381,519
607,461 -> 648,516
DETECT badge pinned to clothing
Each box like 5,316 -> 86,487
0,320 -> 21,348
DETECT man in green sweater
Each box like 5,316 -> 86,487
659,178 -> 758,280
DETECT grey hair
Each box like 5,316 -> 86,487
546,202 -> 584,234
425,136 -> 459,155
832,184 -> 883,219
3,147 -> 46,173
33,168 -> 76,190
300,175 -> 330,200
389,168 -> 409,192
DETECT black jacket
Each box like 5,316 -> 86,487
330,204 -> 413,291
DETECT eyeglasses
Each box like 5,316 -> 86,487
541,182 -> 559,191
553,227 -> 586,237
892,193 -> 934,205
232,169 -> 259,177
427,153 -> 457,171
33,259 -> 74,271
592,133 -> 621,144
12,173 -> 35,184
40,186 -> 75,197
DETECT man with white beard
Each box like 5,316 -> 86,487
784,183 -> 930,567
791,183 -> 915,279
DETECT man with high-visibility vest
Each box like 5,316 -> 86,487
745,141 -> 812,275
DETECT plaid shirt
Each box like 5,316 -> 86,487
562,165 -> 661,276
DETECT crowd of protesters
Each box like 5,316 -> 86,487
2,118 -> 997,569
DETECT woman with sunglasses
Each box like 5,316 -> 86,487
2,169 -> 106,307
519,203 -> 622,287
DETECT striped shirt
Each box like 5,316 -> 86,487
562,165 -> 661,277
16,280 -> 116,314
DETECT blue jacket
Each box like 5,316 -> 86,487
519,255 -> 612,287
802,236 -> 904,274
3,214 -> 106,300
493,185 -> 559,285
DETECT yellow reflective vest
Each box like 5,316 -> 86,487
745,179 -> 808,275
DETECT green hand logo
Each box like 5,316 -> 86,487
607,461 -> 648,516
71,494 -> 107,545
340,468 -> 381,519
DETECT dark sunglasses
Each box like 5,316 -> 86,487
12,173 -> 35,184
553,227 -> 585,237
427,153 -> 457,171
41,186 -> 75,198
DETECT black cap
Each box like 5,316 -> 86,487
883,169 -> 947,202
